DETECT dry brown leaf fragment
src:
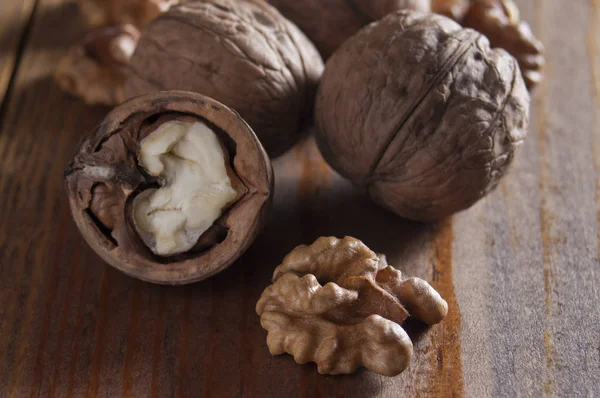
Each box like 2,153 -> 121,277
54,25 -> 139,106
462,0 -> 545,88
78,0 -> 180,28
256,236 -> 448,376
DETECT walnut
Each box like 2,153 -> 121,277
315,10 -> 530,221
431,0 -> 471,20
54,25 -> 140,106
65,91 -> 273,284
122,0 -> 324,157
256,236 -> 448,376
78,0 -> 180,28
462,0 -> 545,88
267,0 -> 431,59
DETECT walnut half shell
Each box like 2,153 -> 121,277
65,91 -> 273,284
256,236 -> 448,376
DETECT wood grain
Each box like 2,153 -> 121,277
0,0 -> 37,112
0,0 -> 599,397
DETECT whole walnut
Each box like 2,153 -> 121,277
266,0 -> 431,59
315,10 -> 529,221
123,0 -> 324,157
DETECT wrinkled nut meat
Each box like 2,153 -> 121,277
123,0 -> 324,157
315,10 -> 530,221
267,0 -> 431,59
65,91 -> 273,284
55,25 -> 140,106
431,0 -> 471,20
256,236 -> 448,376
462,0 -> 545,88
78,0 -> 180,28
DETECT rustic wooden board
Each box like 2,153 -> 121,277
0,0 -> 598,396
0,0 -> 37,111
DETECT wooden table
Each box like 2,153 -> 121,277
1,0 -> 599,396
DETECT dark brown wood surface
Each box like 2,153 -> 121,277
0,0 -> 599,396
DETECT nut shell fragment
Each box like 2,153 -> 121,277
256,236 -> 448,376
315,10 -> 530,221
65,91 -> 273,284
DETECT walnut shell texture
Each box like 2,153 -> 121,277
123,0 -> 324,157
316,10 -> 530,221
256,236 -> 448,376
267,0 -> 431,59
65,91 -> 273,284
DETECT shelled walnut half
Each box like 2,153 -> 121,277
78,0 -> 180,28
55,25 -> 140,106
462,0 -> 545,88
256,236 -> 448,376
65,91 -> 273,284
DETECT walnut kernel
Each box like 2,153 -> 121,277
256,236 -> 447,376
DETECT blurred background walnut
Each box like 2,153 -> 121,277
431,0 -> 471,20
78,0 -> 180,28
54,25 -> 139,106
266,0 -> 431,59
462,0 -> 545,88
256,236 -> 447,376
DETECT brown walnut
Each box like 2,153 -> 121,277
462,0 -> 545,89
122,0 -> 324,157
315,10 -> 530,221
65,91 -> 273,284
55,25 -> 140,106
431,0 -> 471,20
256,236 -> 448,376
266,0 -> 431,59
78,0 -> 180,28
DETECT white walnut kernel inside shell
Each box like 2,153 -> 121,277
133,120 -> 239,256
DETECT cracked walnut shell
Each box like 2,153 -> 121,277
65,91 -> 273,284
256,236 -> 448,376
315,10 -> 530,221
123,0 -> 324,157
